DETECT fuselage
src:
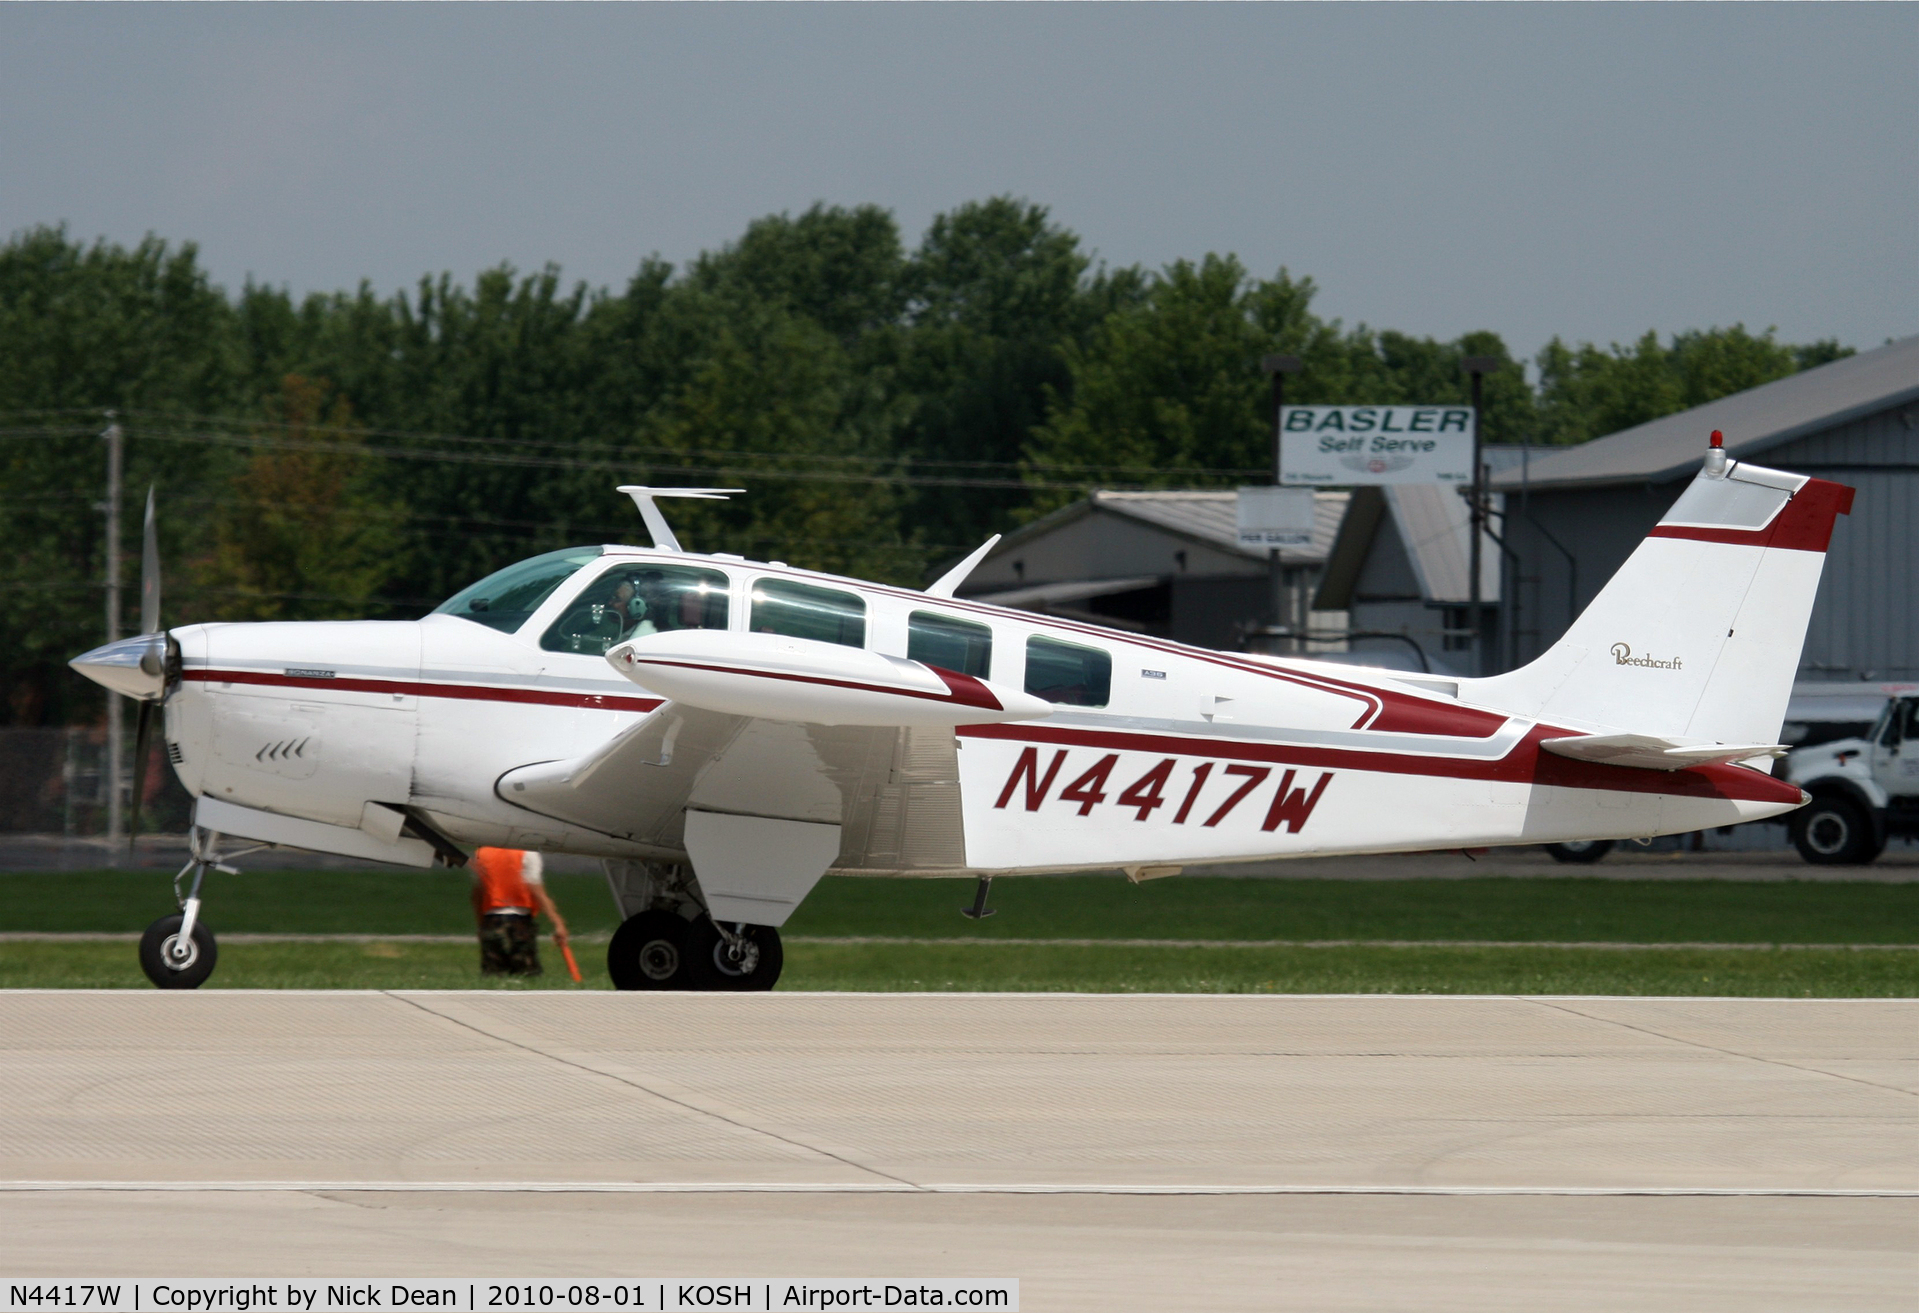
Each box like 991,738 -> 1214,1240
154,542 -> 1805,876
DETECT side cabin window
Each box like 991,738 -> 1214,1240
1025,634 -> 1111,708
433,547 -> 603,635
751,577 -> 866,648
908,610 -> 992,678
542,564 -> 730,655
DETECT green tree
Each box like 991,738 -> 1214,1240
1023,257 -> 1530,516
191,375 -> 407,621
1533,325 -> 1853,445
895,197 -> 1131,554
0,226 -> 248,723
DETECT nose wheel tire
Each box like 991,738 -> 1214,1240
1543,840 -> 1614,864
691,921 -> 783,992
1791,797 -> 1882,865
139,914 -> 218,989
607,911 -> 702,990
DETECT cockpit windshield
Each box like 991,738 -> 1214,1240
431,547 -> 603,634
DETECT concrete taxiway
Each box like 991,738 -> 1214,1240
2,992 -> 1914,1309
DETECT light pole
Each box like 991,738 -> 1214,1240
1261,355 -> 1302,650
1460,356 -> 1499,676
101,417 -> 124,851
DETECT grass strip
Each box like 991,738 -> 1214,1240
7,870 -> 1919,945
4,939 -> 1912,997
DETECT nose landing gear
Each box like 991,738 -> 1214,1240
139,829 -> 261,990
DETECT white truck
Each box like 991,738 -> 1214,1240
1782,687 -> 1919,865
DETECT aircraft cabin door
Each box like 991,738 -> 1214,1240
1872,697 -> 1919,800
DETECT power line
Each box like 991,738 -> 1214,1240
0,414 -> 1269,487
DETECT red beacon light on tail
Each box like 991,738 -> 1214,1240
1705,429 -> 1728,476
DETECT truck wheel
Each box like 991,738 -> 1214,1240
1791,797 -> 1878,865
1543,840 -> 1614,864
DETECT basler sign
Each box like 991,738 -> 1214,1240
1279,405 -> 1474,486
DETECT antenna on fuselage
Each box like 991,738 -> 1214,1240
616,486 -> 744,553
926,534 -> 1001,599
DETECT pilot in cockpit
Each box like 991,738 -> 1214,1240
626,570 -> 673,638
606,578 -> 648,637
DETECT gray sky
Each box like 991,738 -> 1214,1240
4,3 -> 1914,360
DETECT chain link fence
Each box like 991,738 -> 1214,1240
0,727 -> 193,836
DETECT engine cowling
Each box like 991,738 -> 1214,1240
605,630 -> 1054,727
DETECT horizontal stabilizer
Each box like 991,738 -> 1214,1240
1540,732 -> 1786,772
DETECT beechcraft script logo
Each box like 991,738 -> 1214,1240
1611,642 -> 1683,670
993,747 -> 1333,834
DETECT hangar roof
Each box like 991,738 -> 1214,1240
1081,489 -> 1349,563
1491,333 -> 1919,492
957,488 -> 1350,591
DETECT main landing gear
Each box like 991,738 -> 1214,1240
605,910 -> 783,991
602,860 -> 783,991
139,829 -> 261,989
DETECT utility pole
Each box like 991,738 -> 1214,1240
102,417 -> 124,851
1460,357 -> 1499,677
1262,354 -> 1302,652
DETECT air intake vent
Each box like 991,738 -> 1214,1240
166,741 -> 185,765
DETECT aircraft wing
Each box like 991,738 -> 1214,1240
497,702 -> 965,923
497,631 -> 1049,922
1539,732 -> 1787,772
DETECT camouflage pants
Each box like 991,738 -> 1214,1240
479,913 -> 542,976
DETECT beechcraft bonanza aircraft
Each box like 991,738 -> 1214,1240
73,433 -> 1851,989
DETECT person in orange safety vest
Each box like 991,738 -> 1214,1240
470,845 -> 569,976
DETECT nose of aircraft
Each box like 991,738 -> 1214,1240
69,634 -> 168,700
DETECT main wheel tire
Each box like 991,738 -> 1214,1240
1791,797 -> 1879,865
1543,839 -> 1615,865
690,920 -> 783,992
139,914 -> 218,989
607,911 -> 701,990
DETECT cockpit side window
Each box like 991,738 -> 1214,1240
432,547 -> 603,635
542,563 -> 731,655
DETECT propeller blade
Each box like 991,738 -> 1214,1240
139,485 -> 161,637
129,698 -> 154,856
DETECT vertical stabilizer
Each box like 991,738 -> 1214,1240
1466,433 -> 1853,746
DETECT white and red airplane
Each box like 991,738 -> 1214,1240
73,433 -> 1851,990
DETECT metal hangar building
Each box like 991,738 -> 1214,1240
1489,333 -> 1919,680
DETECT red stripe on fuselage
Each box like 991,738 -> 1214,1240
184,667 -> 663,713
957,721 -> 1798,805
